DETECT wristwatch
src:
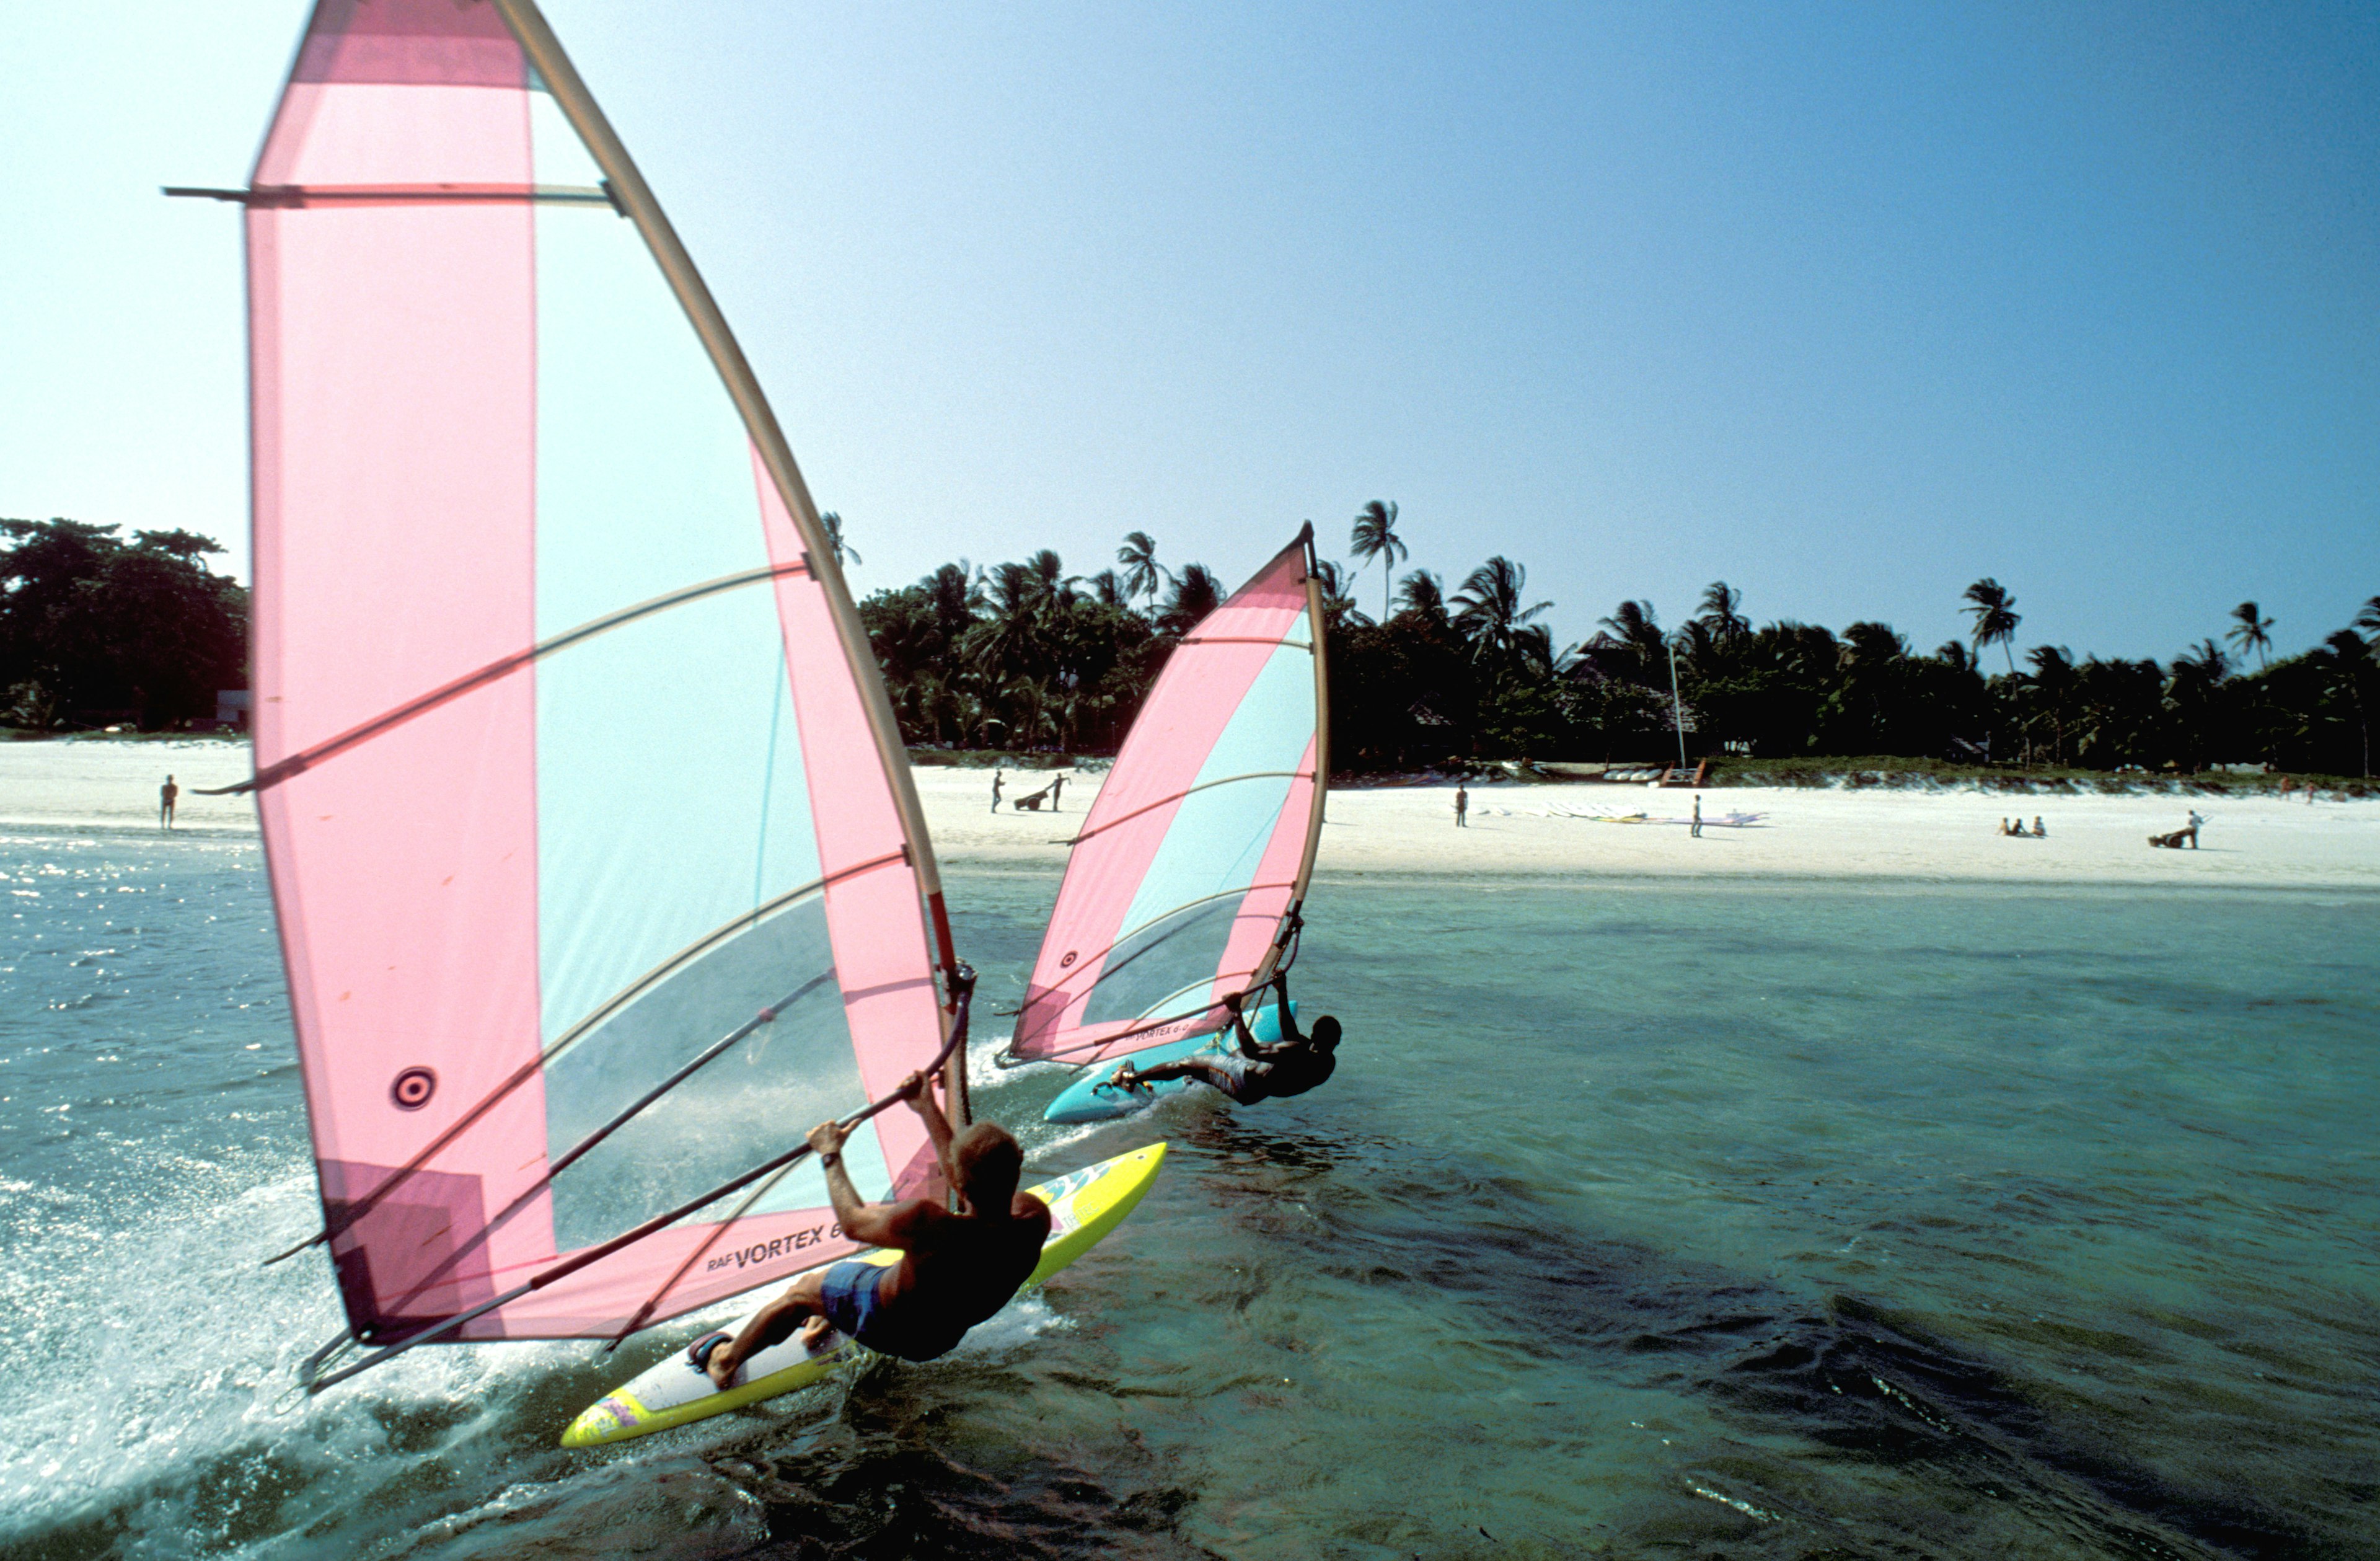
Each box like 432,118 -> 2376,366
820,1151 -> 840,1167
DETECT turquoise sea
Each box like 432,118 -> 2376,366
2,828 -> 2375,1559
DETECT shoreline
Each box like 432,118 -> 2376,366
5,736 -> 2376,890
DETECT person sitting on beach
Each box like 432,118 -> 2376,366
1997,818 -> 2009,836
695,1073 -> 1049,1386
2032,816 -> 2047,838
1107,977 -> 1340,1106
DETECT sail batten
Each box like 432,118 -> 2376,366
1013,533 -> 1328,1066
244,0 -> 958,1350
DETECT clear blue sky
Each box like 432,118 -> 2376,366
3,2 -> 2373,663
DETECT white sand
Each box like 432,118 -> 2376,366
7,738 -> 2377,890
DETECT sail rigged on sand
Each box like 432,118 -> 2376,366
216,0 -> 963,1362
1010,531 -> 1329,1066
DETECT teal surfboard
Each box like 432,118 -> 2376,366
1042,1001 -> 1296,1125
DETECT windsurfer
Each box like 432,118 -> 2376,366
697,1073 -> 1051,1385
1109,978 -> 1340,1105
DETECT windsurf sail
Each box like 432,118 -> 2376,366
1010,530 -> 1328,1066
207,0 -> 964,1370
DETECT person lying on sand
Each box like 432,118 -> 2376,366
694,1074 -> 1050,1386
1108,976 -> 1341,1106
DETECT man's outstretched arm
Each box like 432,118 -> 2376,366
1221,991 -> 1276,1059
901,1068 -> 960,1188
1267,971 -> 1305,1045
808,1117 -> 906,1246
1233,979 -> 1303,1060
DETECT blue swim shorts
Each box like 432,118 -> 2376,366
818,1260 -> 959,1362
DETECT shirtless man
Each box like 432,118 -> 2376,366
1108,977 -> 1341,1107
697,1073 -> 1050,1386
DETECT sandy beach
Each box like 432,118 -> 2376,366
6,736 -> 2376,890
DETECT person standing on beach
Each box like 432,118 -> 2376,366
1454,784 -> 1469,828
989,770 -> 1003,813
1049,773 -> 1067,813
2187,809 -> 2205,848
159,776 -> 178,831
1690,794 -> 1703,838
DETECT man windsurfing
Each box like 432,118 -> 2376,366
1108,975 -> 1340,1107
695,1071 -> 1050,1384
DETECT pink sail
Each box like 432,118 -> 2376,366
240,0 -> 953,1345
1012,534 -> 1328,1064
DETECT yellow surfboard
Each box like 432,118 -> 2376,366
561,1142 -> 1165,1448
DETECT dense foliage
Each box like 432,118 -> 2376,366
7,506 -> 2370,781
2,519 -> 249,731
860,515 -> 2380,780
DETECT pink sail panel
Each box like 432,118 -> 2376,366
1012,536 -> 1325,1064
245,0 -> 948,1345
249,3 -> 552,1337
754,457 -> 946,1204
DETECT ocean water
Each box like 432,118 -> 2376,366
2,829 -> 2376,1560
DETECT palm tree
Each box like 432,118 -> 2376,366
1348,501 -> 1408,622
2025,644 -> 2077,765
1454,556 -> 1554,670
1311,559 -> 1365,628
1116,531 -> 1170,610
1159,564 -> 1223,636
1087,568 -> 1129,608
2226,601 -> 2274,670
1597,599 -> 1665,678
2174,637 -> 2231,684
2324,629 -> 2373,777
1025,548 -> 1077,606
2356,595 -> 2380,645
1696,581 -> 1749,645
1963,578 -> 2021,673
1396,568 -> 1448,628
1843,621 -> 1910,665
820,511 -> 861,567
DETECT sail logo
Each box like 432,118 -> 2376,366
390,1067 -> 437,1110
706,1222 -> 839,1273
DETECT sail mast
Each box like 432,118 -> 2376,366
1262,522 -> 1330,989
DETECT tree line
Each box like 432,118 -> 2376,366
7,508 -> 2373,781
858,507 -> 2380,781
2,518 -> 249,732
